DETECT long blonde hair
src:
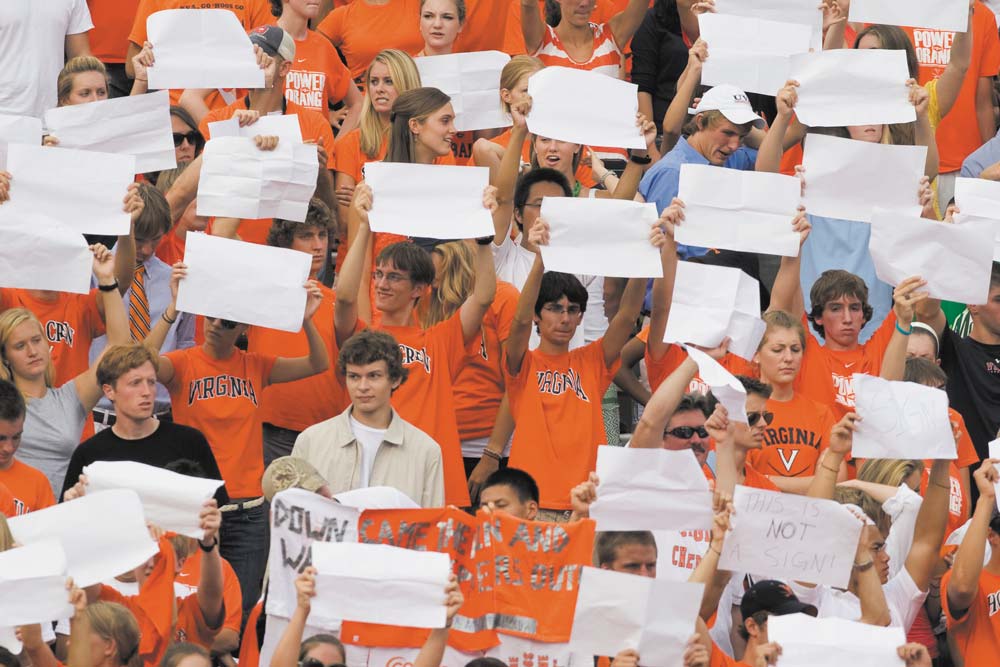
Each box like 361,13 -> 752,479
85,602 -> 142,667
858,458 -> 924,489
0,308 -> 55,389
499,56 -> 543,115
57,56 -> 108,106
420,241 -> 475,328
385,87 -> 452,164
359,50 -> 422,159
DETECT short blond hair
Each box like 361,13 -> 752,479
96,344 -> 160,388
0,309 -> 55,388
57,56 -> 108,106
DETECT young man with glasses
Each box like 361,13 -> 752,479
143,262 -> 330,624
335,183 -> 499,507
501,218 -> 658,520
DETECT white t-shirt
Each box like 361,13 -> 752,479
790,566 -> 927,631
491,222 -> 607,348
0,0 -> 93,118
350,416 -> 387,488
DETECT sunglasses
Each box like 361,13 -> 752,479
746,411 -> 775,427
172,131 -> 202,147
665,426 -> 709,439
208,317 -> 240,330
300,661 -> 346,667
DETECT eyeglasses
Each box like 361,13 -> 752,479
746,411 -> 775,427
542,303 -> 582,316
664,426 -> 709,439
173,131 -> 202,147
372,270 -> 410,284
300,660 -> 347,667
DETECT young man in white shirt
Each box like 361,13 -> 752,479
291,329 -> 444,507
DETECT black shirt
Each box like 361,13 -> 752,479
630,3 -> 688,127
940,326 -> 1000,460
61,421 -> 229,504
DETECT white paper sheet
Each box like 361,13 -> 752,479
0,540 -> 73,626
789,50 -> 914,127
267,488 -> 360,624
699,14 -> 813,96
768,613 -> 906,667
801,133 -> 926,223
684,346 -> 749,424
146,9 -> 264,90
676,164 -> 802,257
591,446 -> 713,531
82,461 -> 223,539
208,114 -> 304,144
417,51 -> 512,131
850,0 -> 969,33
852,374 -> 956,460
0,113 -> 42,170
664,262 -> 765,361
311,542 -> 450,628
364,162 -> 494,239
0,627 -> 20,654
4,143 -> 136,235
720,485 -> 863,588
538,197 -> 661,277
714,0 -> 824,49
8,490 -> 159,588
954,177 -> 1000,261
333,486 -> 421,510
176,233 -> 311,332
870,208 -> 994,305
569,567 -> 704,667
527,67 -> 644,150
0,210 -> 92,294
42,90 -> 176,174
197,136 -> 318,222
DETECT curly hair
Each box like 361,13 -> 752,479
266,198 -> 338,248
338,329 -> 409,388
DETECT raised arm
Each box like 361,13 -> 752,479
631,358 -> 697,448
936,2 -> 974,120
608,0 -> 651,53
807,413 -> 859,499
766,208 -> 811,315
851,511 -> 892,626
335,185 -> 371,345
75,246 -> 129,412
879,276 -> 928,381
196,500 -> 225,628
756,81 -> 798,174
603,114 -> 657,199
646,199 -> 681,361
914,293 -> 946,339
112,185 -> 145,296
688,496 -> 736,622
166,155 -> 202,224
946,460 -> 997,617
66,581 -> 92,667
493,103 -> 530,243
505,251 -> 544,377
413,577 -> 464,667
904,458 -> 951,591
520,0 -> 547,56
270,568 -> 317,667
909,82 -> 938,180
269,282 -> 331,384
662,40 -> 706,152
458,191 -> 500,344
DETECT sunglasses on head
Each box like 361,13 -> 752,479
746,411 -> 774,427
665,426 -> 709,439
172,131 -> 202,147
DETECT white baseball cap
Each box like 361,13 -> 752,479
688,84 -> 766,129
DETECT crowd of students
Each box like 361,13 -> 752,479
3,0 -> 1000,666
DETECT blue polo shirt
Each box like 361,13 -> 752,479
639,137 -> 757,259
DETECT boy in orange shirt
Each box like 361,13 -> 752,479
0,379 -> 55,514
502,217 -> 653,517
942,459 -> 1000,664
146,263 -> 330,622
334,184 -> 499,507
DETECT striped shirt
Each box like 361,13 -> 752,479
532,23 -> 623,78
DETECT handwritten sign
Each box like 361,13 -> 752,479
266,488 -> 360,624
341,508 -> 595,651
852,374 -> 956,460
719,486 -> 862,588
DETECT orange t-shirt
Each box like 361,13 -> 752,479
0,482 -> 16,518
200,97 -> 336,245
941,567 -> 1000,664
748,393 -> 837,478
88,0 -> 141,63
239,600 -> 264,667
453,280 -> 519,440
0,460 -> 56,515
794,312 -> 897,420
710,641 -> 751,667
156,228 -> 187,267
501,0 -> 617,56
378,313 -> 476,506
505,338 -> 620,509
246,284 -> 353,432
164,347 -> 276,498
175,550 -> 244,635
283,28 -> 353,113
451,0 -> 509,52
902,3 -> 1000,172
639,332 -> 755,394
703,460 -> 780,491
317,0 -> 424,80
921,460 -> 969,539
0,288 -> 105,385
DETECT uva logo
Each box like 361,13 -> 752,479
398,344 -> 431,373
731,93 -> 750,104
535,368 -> 589,401
45,320 -> 75,346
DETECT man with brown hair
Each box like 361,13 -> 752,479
292,329 -> 444,507
61,343 -> 226,503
